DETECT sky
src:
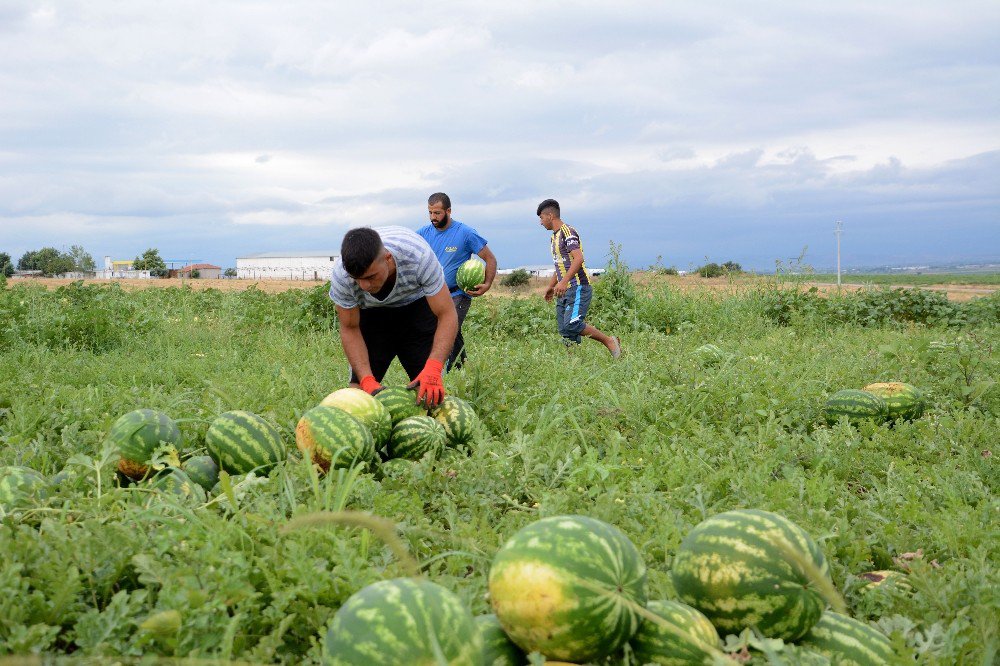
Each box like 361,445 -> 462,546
1,0 -> 998,272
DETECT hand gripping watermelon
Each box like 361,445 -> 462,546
488,515 -> 647,662
456,257 -> 486,293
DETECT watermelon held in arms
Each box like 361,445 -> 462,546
325,577 -> 482,665
429,395 -> 480,448
295,405 -> 375,472
387,415 -> 446,461
456,257 -> 486,294
628,599 -> 723,666
321,388 -> 392,448
374,386 -> 426,426
107,408 -> 184,480
822,389 -> 889,426
796,611 -> 895,665
488,515 -> 648,663
671,508 -> 834,641
862,382 -> 925,421
205,410 -> 286,475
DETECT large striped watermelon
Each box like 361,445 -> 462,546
863,382 -> 925,421
822,389 -> 888,426
205,410 -> 286,475
182,455 -> 219,492
671,509 -> 832,641
321,388 -> 392,448
388,415 -> 446,461
295,405 -> 375,472
0,466 -> 49,506
629,600 -> 722,666
374,386 -> 426,426
325,577 -> 482,665
429,396 -> 479,448
150,468 -> 208,503
796,611 -> 894,665
476,614 -> 525,666
488,515 -> 648,663
107,409 -> 183,480
456,257 -> 486,293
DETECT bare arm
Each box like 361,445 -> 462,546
425,285 -> 459,363
544,271 -> 558,301
467,245 -> 498,296
554,249 -> 585,296
337,305 -> 372,381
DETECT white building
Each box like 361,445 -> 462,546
98,256 -> 151,279
236,252 -> 340,280
496,264 -> 604,278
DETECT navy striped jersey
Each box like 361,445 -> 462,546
329,226 -> 445,309
550,223 -> 591,287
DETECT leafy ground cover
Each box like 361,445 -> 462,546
0,276 -> 997,663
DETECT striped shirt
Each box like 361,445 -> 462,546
550,223 -> 591,287
329,226 -> 446,309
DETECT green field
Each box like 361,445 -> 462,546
798,273 -> 1000,286
0,276 -> 997,663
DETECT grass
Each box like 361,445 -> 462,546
793,273 -> 1000,286
0,279 -> 997,663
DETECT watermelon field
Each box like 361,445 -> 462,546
0,269 -> 997,664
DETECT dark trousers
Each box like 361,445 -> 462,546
448,293 -> 472,371
348,298 -> 438,383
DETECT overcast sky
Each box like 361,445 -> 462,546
1,1 -> 998,271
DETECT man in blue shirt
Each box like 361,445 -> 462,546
417,192 -> 497,371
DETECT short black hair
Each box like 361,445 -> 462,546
341,227 -> 384,278
428,192 -> 451,210
536,198 -> 560,217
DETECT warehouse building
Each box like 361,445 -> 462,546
235,252 -> 339,280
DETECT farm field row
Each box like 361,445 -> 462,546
0,277 -> 997,663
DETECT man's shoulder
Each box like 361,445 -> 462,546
416,223 -> 434,238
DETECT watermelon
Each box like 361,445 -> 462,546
325,577 -> 482,665
629,600 -> 722,666
456,257 -> 486,293
796,611 -> 894,665
429,395 -> 480,448
862,382 -> 925,421
0,466 -> 49,506
488,515 -> 648,663
295,405 -> 375,472
321,388 -> 392,448
374,386 -> 426,426
182,455 -> 219,492
205,410 -> 286,475
388,415 -> 446,460
107,409 -> 183,480
476,614 -> 525,666
150,468 -> 208,503
857,570 -> 913,595
693,343 -> 726,367
671,509 -> 832,641
822,389 -> 888,426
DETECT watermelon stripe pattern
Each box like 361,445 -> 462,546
388,415 -> 446,460
108,409 -> 183,480
151,468 -> 207,503
295,405 -> 375,472
206,410 -> 286,475
863,382 -> 925,421
456,258 -> 486,293
325,577 -> 482,665
321,388 -> 392,448
629,600 -> 722,666
796,611 -> 894,665
671,509 -> 831,641
476,614 -> 525,666
822,389 -> 888,426
182,455 -> 219,492
489,515 -> 648,663
374,386 -> 426,426
0,466 -> 49,506
430,396 -> 479,448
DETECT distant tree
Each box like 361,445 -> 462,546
697,262 -> 723,278
132,248 -> 167,277
18,247 -> 74,276
68,245 -> 96,272
224,267 -> 237,277
0,252 -> 13,278
500,268 -> 531,287
722,261 -> 743,273
190,269 -> 200,279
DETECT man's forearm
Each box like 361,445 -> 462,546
484,254 -> 497,287
429,310 -> 458,363
340,326 -> 372,378
565,256 -> 584,282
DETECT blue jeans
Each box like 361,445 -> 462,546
555,284 -> 592,344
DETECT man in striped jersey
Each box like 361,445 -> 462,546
329,226 -> 457,407
537,199 -> 621,357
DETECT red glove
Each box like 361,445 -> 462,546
407,359 -> 445,408
358,375 -> 383,395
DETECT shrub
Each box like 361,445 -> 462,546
500,269 -> 531,288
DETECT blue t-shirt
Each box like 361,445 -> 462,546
417,220 -> 488,296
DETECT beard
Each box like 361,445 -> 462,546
432,215 -> 450,229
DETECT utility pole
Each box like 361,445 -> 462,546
835,221 -> 843,287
